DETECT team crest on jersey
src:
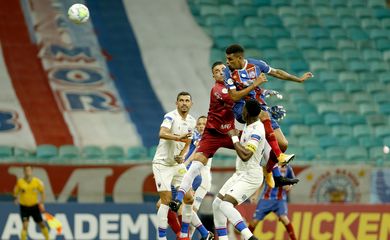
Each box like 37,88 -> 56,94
227,79 -> 234,85
248,68 -> 256,79
178,168 -> 187,175
222,88 -> 228,94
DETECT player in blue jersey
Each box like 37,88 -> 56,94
250,165 -> 297,240
223,44 -> 312,187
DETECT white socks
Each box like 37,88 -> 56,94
179,161 -> 204,194
157,204 -> 169,240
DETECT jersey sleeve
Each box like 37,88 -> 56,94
223,66 -> 236,90
245,128 -> 263,153
161,112 -> 174,129
248,58 -> 271,74
36,178 -> 44,193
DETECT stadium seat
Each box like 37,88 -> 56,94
346,82 -> 364,93
277,39 -> 297,50
233,0 -> 253,6
290,125 -> 311,137
353,125 -> 372,138
338,72 -> 359,83
250,26 -> 273,38
270,0 -> 290,7
255,37 -> 277,49
332,125 -> 353,137
309,27 -> 330,39
325,147 -> 345,161
236,36 -> 257,48
355,8 -> 374,19
105,145 -> 125,160
272,28 -> 291,38
291,27 -> 309,39
346,147 -> 368,161
359,103 -> 379,115
59,145 -> 79,160
311,124 -> 331,136
369,29 -> 390,40
318,72 -> 338,82
359,137 -> 383,148
337,39 -> 357,49
338,136 -> 359,147
382,18 -> 390,29
330,0 -> 347,8
374,8 -> 390,19
214,36 -> 234,48
345,113 -> 366,126
375,125 -> 390,138
342,49 -> 361,61
369,147 -> 385,162
317,39 -> 337,50
336,8 -> 355,18
244,16 -> 263,27
323,50 -> 343,61
347,28 -> 369,41
212,26 -> 232,37
309,60 -> 329,72
367,82 -> 385,94
331,92 -> 350,103
205,15 -> 225,26
270,59 -> 289,70
36,144 -> 57,159
309,92 -> 330,104
239,6 -> 258,17
339,103 -> 359,114
303,49 -> 323,61
319,136 -> 339,148
379,72 -> 390,84
0,146 -> 13,159
297,7 -> 316,18
383,136 -> 390,146
304,147 -> 325,160
349,0 -> 366,8
320,17 -> 342,29
14,148 -> 34,159
351,92 -> 372,104
370,61 -> 389,72
325,82 -> 344,93
282,16 -> 302,28
368,0 -> 386,8
278,7 -> 296,17
296,38 -> 317,50
298,135 -> 319,147
127,146 -> 148,160
199,5 -> 219,16
361,18 -> 381,29
292,0 -> 310,7
315,6 -> 334,17
348,61 -> 369,72
281,113 -> 304,125
324,113 -> 344,125
82,145 -> 104,159
342,18 -> 361,29
304,113 -> 323,125
376,39 -> 390,51
296,102 -> 317,114
290,61 -> 309,73
257,7 -> 277,17
148,145 -> 157,158
253,0 -> 271,6
367,114 -> 387,126
379,104 -> 390,115
358,72 -> 378,82
329,60 -> 347,72
362,49 -> 383,61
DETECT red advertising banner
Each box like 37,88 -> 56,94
237,204 -> 390,240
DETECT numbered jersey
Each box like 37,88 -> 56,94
153,109 -> 196,166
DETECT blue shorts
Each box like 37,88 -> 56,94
233,102 -> 280,129
253,199 -> 288,220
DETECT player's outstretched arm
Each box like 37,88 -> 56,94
269,68 -> 313,83
228,130 -> 254,162
228,73 -> 268,101
159,127 -> 191,142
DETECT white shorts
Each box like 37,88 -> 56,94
193,158 -> 212,210
152,163 -> 187,192
219,169 -> 263,205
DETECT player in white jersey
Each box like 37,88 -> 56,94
212,99 -> 266,240
153,91 -> 196,240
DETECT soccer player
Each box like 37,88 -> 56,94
224,44 -> 313,186
13,165 -> 50,240
152,92 -> 213,240
250,165 -> 297,240
213,99 -> 266,240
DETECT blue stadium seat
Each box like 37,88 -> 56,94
82,145 -> 104,159
323,50 -> 343,61
374,8 -> 390,20
304,147 -> 326,160
349,0 -> 366,8
59,145 -> 79,160
367,114 -> 387,126
0,146 -> 13,159
298,135 -> 319,146
36,145 -> 57,159
337,39 -> 357,49
332,125 -> 353,137
346,147 -> 368,161
353,124 -> 372,138
325,147 -> 345,161
319,136 -> 339,148
105,145 -> 125,160
359,137 -> 383,148
336,8 -> 355,18
304,113 -> 324,125
345,113 -> 366,126
311,124 -> 331,136
338,136 -> 359,147
324,113 -> 344,125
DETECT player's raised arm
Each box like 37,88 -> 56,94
268,68 -> 313,83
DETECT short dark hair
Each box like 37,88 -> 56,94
177,91 -> 192,101
225,44 -> 245,55
245,99 -> 261,117
198,115 -> 207,120
211,61 -> 224,72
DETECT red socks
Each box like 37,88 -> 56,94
168,209 -> 181,234
262,119 -> 282,157
285,223 -> 297,240
266,150 -> 279,173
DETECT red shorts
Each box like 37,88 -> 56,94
196,128 -> 234,158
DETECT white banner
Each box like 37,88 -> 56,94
290,165 -> 371,203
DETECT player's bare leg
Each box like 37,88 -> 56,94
279,215 -> 297,240
21,220 -> 28,240
274,128 -> 288,153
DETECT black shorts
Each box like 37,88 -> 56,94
20,204 -> 43,223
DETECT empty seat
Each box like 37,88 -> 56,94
346,82 -> 365,93
368,0 -> 386,8
304,146 -> 325,160
255,38 -> 277,49
282,16 -> 302,28
250,26 -> 273,38
290,61 -> 310,72
339,72 -> 359,83
375,125 -> 390,138
304,113 -> 323,125
200,5 -> 219,16
363,49 -> 383,61
127,146 -> 148,160
359,103 -> 379,115
348,28 -> 369,41
212,26 -> 232,37
337,39 -> 357,49
309,92 -> 330,104
214,36 -> 234,48
273,28 -> 291,38
59,145 -> 79,160
325,147 -> 345,160
309,27 -> 330,39
367,83 -> 385,94
376,39 -> 390,51
323,50 -> 343,61
345,113 -> 366,126
319,136 -> 339,148
332,92 -> 350,103
367,114 -> 387,126
325,82 -> 344,93
369,147 -> 385,161
359,137 -> 383,148
290,125 -> 311,137
317,103 -> 338,114
277,39 -> 297,50
375,8 -> 390,20
82,145 -> 104,159
332,125 -> 353,137
382,18 -> 390,29
257,7 -> 277,17
36,144 -> 57,159
336,8 -> 355,18
296,102 -> 317,114
342,49 -> 361,61
348,61 -> 369,72
318,72 -> 338,82
244,16 -> 263,27
342,18 -> 361,29
355,8 -> 374,19
370,61 -> 389,73
351,92 -> 372,104
353,124 -> 371,138
105,145 -> 125,160
278,6 -> 296,17
311,125 -> 331,136
379,104 -> 390,115
339,103 -> 359,114
320,17 -> 342,28
339,136 -> 359,147
349,0 -> 365,7
0,146 -> 13,159
379,72 -> 390,84
361,19 -> 381,29
204,15 -> 225,26
309,60 -> 329,72
303,49 -> 323,61
315,6 -> 334,17
324,113 -> 344,125
298,135 -> 319,147
317,39 -> 337,50
346,147 -> 368,161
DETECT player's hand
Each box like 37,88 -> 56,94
254,73 -> 268,87
174,155 -> 184,164
298,72 -> 314,83
269,105 -> 286,121
283,185 -> 292,192
227,129 -> 239,137
38,203 -> 45,213
263,89 -> 283,99
177,133 -> 192,142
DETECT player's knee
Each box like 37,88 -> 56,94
279,139 -> 288,153
183,192 -> 194,204
212,197 -> 221,211
156,199 -> 161,209
194,153 -> 208,165
160,193 -> 171,205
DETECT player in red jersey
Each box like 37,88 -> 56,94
224,44 -> 313,187
169,61 -> 265,240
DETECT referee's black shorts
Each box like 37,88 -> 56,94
20,204 -> 43,223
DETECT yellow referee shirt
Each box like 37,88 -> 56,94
14,177 -> 44,207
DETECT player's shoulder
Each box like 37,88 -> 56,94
213,82 -> 229,93
164,109 -> 177,119
247,58 -> 269,68
187,114 -> 196,124
32,177 -> 43,185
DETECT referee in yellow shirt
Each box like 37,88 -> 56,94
13,165 -> 50,240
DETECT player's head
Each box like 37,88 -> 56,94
211,61 -> 225,82
243,99 -> 261,123
196,115 -> 207,134
225,44 -> 245,70
23,165 -> 33,178
176,91 -> 193,114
